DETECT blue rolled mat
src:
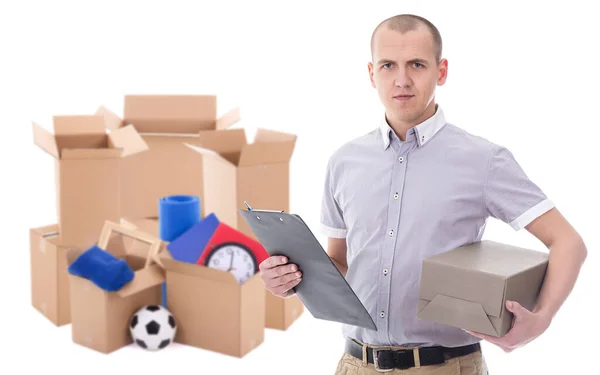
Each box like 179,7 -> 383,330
158,195 -> 201,307
158,195 -> 201,242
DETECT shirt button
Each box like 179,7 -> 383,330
393,193 -> 399,199
388,230 -> 393,237
398,156 -> 404,162
383,269 -> 388,275
380,311 -> 385,318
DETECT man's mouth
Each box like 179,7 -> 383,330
393,95 -> 414,101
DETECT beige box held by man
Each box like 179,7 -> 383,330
32,115 -> 148,249
97,94 -> 241,219
30,224 -> 73,326
417,240 -> 549,337
66,221 -> 165,354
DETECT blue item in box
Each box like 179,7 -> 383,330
167,213 -> 221,264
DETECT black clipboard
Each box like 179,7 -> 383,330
238,202 -> 377,331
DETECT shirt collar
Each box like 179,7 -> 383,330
379,104 -> 446,150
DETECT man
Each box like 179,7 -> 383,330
259,14 -> 587,374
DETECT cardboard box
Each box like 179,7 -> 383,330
122,217 -> 266,356
185,129 -> 303,330
97,95 -> 241,219
265,292 -> 304,330
186,128 -> 296,241
158,244 -> 266,358
32,115 -> 148,249
30,224 -> 73,326
417,240 -> 549,337
66,221 -> 165,354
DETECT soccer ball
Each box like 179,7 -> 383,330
129,305 -> 177,350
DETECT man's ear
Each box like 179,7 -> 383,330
368,62 -> 376,88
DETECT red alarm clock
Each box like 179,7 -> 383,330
198,223 -> 269,284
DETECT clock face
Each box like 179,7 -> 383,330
204,242 -> 258,284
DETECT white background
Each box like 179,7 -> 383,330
1,0 -> 598,374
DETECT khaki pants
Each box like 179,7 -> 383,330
334,342 -> 489,375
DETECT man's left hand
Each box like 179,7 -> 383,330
463,300 -> 552,353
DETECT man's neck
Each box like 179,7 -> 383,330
387,102 -> 437,142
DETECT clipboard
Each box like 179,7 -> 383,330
238,202 -> 377,331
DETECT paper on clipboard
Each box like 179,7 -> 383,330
238,202 -> 377,331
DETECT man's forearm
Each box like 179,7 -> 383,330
330,257 -> 348,277
533,234 -> 587,320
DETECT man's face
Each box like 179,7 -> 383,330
368,25 -> 448,125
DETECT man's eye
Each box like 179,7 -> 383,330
413,62 -> 424,68
383,63 -> 393,69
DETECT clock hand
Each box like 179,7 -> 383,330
227,253 -> 234,272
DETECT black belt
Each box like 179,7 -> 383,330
345,338 -> 480,371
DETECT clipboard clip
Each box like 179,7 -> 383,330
243,201 -> 285,214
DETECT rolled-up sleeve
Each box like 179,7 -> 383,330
484,145 -> 555,230
320,157 -> 347,238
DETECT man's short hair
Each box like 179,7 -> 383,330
371,14 -> 443,64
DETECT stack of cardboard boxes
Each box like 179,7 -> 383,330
30,94 -> 304,357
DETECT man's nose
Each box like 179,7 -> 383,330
394,69 -> 411,88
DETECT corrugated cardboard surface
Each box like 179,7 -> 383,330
30,225 -> 72,326
66,223 -> 165,354
417,240 -> 548,337
120,136 -> 207,219
57,155 -> 121,248
265,291 -> 304,330
160,251 -> 265,357
32,115 -> 148,250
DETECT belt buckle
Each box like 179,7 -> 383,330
372,348 -> 394,373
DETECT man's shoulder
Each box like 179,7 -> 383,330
326,128 -> 380,164
442,123 -> 504,156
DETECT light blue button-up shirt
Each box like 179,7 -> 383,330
320,104 -> 554,348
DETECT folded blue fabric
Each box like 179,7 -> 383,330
67,245 -> 135,292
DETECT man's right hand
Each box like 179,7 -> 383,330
259,255 -> 302,298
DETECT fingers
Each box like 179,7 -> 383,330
259,255 -> 288,271
264,265 -> 302,288
259,256 -> 303,296
271,276 -> 302,298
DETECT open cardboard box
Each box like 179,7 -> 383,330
157,246 -> 265,358
96,95 -> 241,220
66,221 -> 165,354
30,224 -> 73,326
417,240 -> 549,337
32,115 -> 148,249
183,128 -> 304,331
123,212 -> 304,332
123,217 -> 266,357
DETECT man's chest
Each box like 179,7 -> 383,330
334,151 -> 487,239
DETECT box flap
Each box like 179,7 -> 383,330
53,115 -> 108,151
116,264 -> 165,298
96,105 -> 124,131
183,143 -> 236,166
108,124 -> 149,157
238,142 -> 295,166
32,122 -> 59,159
417,294 -> 498,336
254,128 -> 297,144
196,128 -> 247,153
124,95 -> 218,133
158,250 -> 238,284
215,107 -> 241,130
61,148 -> 122,160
